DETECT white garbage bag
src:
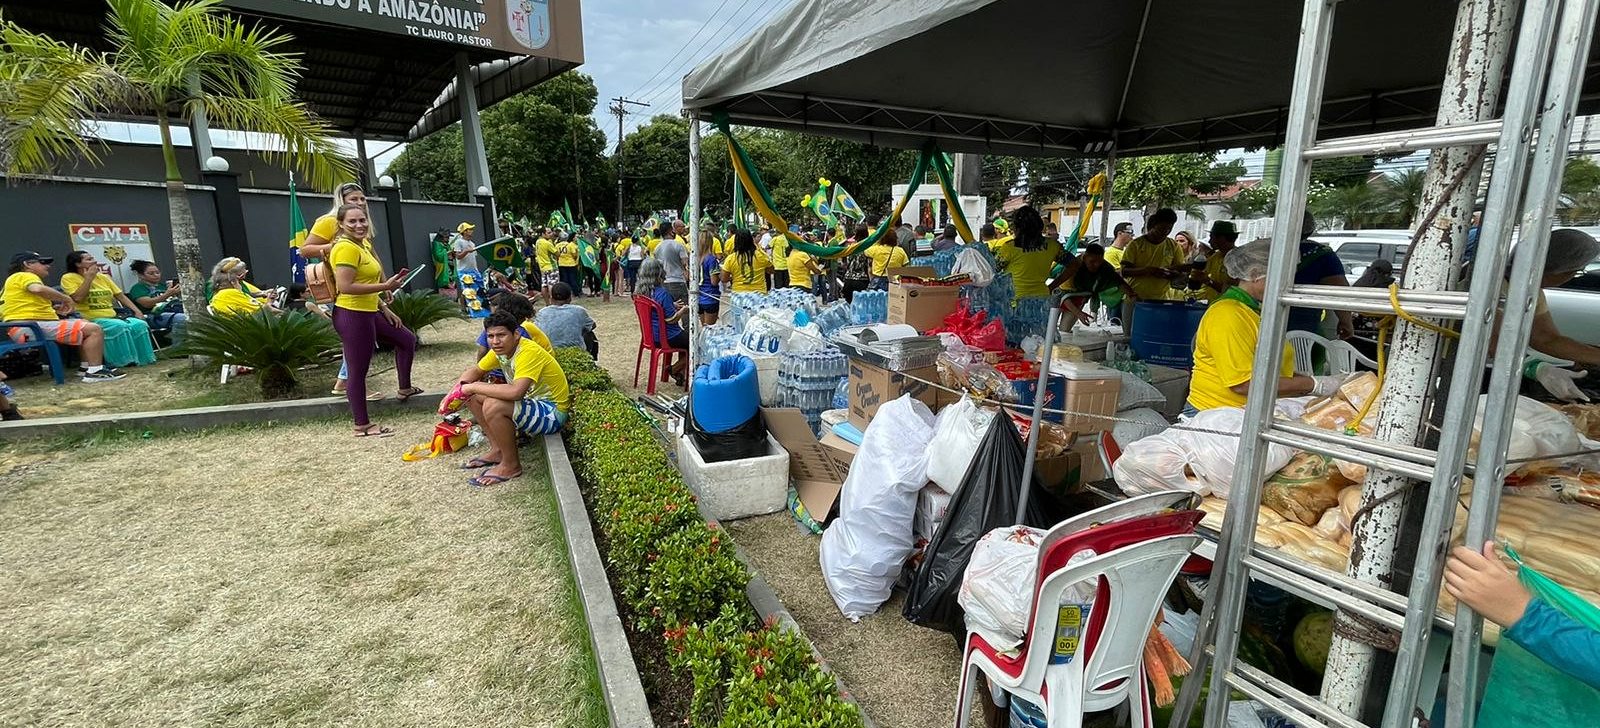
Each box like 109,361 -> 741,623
958,525 -> 1098,653
953,246 -> 995,287
819,394 -> 937,620
1112,430 -> 1207,496
925,397 -> 994,493
1112,407 -> 1170,446
1178,407 -> 1296,499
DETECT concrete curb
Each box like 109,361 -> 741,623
542,434 -> 653,728
0,392 -> 445,440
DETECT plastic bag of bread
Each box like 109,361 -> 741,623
1556,403 -> 1600,440
1337,485 -> 1362,530
1334,459 -> 1367,483
1262,452 -> 1351,526
1198,496 -> 1287,532
1113,430 -> 1206,497
1312,508 -> 1345,540
1179,407 -> 1296,499
1301,396 -> 1373,435
1338,372 -> 1380,411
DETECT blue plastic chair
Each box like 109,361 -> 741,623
0,322 -> 68,384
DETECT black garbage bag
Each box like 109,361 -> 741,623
902,409 -> 1068,634
687,408 -> 769,464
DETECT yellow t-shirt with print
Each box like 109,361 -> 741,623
786,249 -> 815,288
535,239 -> 557,271
1121,237 -> 1181,300
58,272 -> 123,319
556,241 -> 579,267
2,272 -> 59,321
477,339 -> 570,413
211,287 -> 264,316
863,244 -> 909,277
993,239 -> 1064,301
330,237 -> 383,312
1188,296 -> 1296,411
721,251 -> 772,293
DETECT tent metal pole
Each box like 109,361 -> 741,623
1115,0 -> 1157,124
688,113 -> 702,378
1014,292 -> 1067,524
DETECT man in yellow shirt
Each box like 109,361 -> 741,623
769,229 -> 790,288
1103,222 -> 1133,269
458,310 -> 571,486
1119,210 -> 1183,328
534,229 -> 559,298
2,252 -> 123,381
1196,220 -> 1240,302
1187,242 -> 1341,413
863,239 -> 909,288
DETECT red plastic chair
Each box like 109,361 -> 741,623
954,502 -> 1204,728
632,294 -> 686,395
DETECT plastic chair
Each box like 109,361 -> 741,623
632,294 -> 686,395
954,507 -> 1204,728
0,322 -> 67,384
1287,329 -> 1379,375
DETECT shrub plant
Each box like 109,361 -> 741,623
559,353 -> 861,727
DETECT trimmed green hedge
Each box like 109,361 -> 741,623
559,353 -> 862,727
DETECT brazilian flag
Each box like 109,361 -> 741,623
577,235 -> 609,291
485,236 -> 525,277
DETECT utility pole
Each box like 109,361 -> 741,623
610,97 -> 650,225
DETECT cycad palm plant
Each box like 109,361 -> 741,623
0,0 -> 353,321
386,290 -> 465,341
176,310 -> 340,398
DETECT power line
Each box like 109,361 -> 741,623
618,0 -> 787,137
623,0 -> 737,100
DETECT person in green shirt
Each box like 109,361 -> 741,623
128,260 -> 189,335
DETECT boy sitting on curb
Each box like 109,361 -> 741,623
452,311 -> 570,487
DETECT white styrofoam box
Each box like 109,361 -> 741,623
676,433 -> 791,521
914,485 -> 953,541
751,354 -> 781,406
1144,364 -> 1192,419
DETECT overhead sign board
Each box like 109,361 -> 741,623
69,224 -> 154,292
222,0 -> 583,61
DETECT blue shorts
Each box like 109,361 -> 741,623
512,398 -> 568,435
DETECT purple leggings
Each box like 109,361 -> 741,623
332,306 -> 416,426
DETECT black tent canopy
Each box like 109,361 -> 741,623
681,0 -> 1600,157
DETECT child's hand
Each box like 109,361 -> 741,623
1444,541 -> 1532,628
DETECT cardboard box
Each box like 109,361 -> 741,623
1032,435 -> 1109,493
763,407 -> 847,525
889,276 -> 961,332
847,359 -> 939,430
1059,375 -> 1122,432
818,430 -> 858,470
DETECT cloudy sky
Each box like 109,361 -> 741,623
97,0 -> 792,174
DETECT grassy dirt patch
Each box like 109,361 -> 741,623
0,411 -> 604,728
5,317 -> 480,421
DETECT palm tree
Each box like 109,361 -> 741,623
1381,168 -> 1427,226
1311,183 -> 1383,229
1,0 -> 352,321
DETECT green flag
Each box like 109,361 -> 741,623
287,177 -> 310,283
830,181 -> 864,221
801,177 -> 838,227
485,237 -> 525,277
563,199 -> 576,232
577,236 -> 608,291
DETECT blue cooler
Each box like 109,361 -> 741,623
1130,300 -> 1208,369
1010,374 -> 1067,424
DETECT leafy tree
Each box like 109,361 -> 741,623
981,156 -> 1025,213
1380,168 -> 1427,225
1218,184 -> 1279,219
1112,153 -> 1242,210
1310,155 -> 1378,188
1,0 -> 352,324
1562,157 -> 1600,197
614,114 -> 690,217
1311,183 -> 1384,229
787,135 -> 916,220
389,71 -> 613,221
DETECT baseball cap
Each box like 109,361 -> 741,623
11,251 -> 54,266
457,222 -> 476,233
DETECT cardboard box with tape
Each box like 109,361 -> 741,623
846,359 -> 939,430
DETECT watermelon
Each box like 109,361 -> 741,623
1293,611 -> 1335,674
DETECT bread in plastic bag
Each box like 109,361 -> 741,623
925,397 -> 995,493
1312,508 -> 1345,540
1262,452 -> 1351,526
1112,430 -> 1206,497
1179,407 -> 1297,499
819,395 -> 937,620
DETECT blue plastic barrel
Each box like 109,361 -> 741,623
1130,300 -> 1208,368
690,355 -> 761,433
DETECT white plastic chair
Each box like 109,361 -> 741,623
1287,329 -> 1378,375
953,498 -> 1203,728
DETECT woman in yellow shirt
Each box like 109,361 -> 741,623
720,229 -> 772,293
786,247 -> 823,291
327,203 -> 419,437
59,251 -> 156,367
863,235 -> 909,290
1187,242 -> 1343,414
992,206 -> 1065,303
297,182 -> 369,262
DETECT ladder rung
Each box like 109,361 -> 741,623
1243,555 -> 1405,631
1279,285 -> 1471,319
1224,658 -> 1369,728
1304,119 -> 1504,159
1261,423 -> 1437,482
1269,420 -> 1450,472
